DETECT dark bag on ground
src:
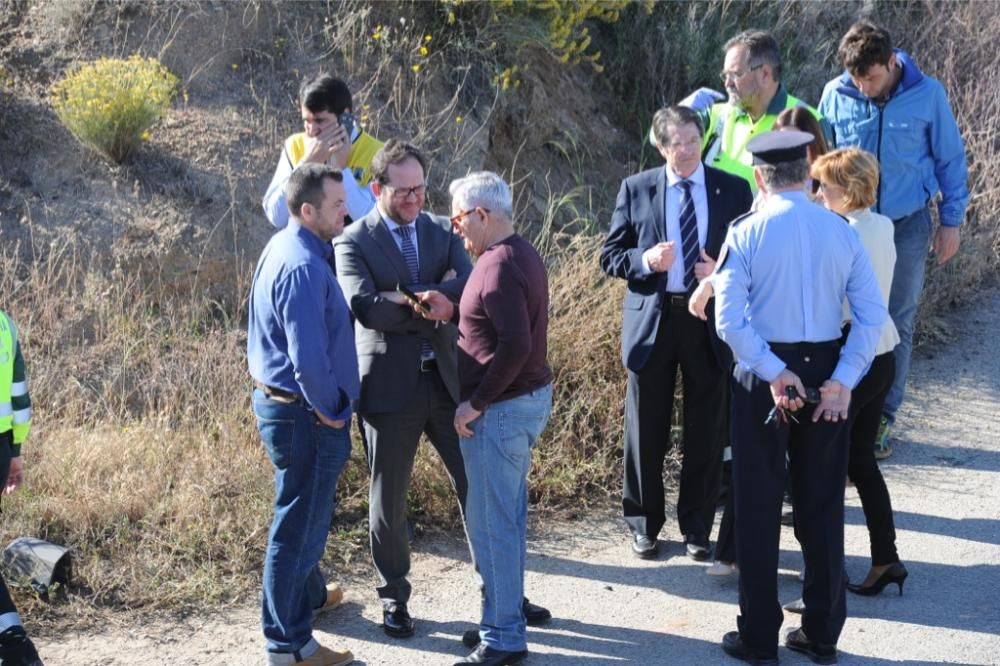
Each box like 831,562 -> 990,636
2,537 -> 72,601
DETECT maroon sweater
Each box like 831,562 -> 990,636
458,234 -> 553,410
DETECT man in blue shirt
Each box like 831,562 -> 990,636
819,21 -> 969,456
248,163 -> 360,666
714,131 -> 885,666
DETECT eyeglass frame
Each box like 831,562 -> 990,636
719,63 -> 764,83
383,182 -> 427,200
449,207 -> 491,231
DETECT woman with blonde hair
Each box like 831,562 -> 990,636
811,147 -> 908,596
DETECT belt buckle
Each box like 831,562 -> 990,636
420,357 -> 435,372
669,293 -> 687,307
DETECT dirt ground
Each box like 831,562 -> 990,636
35,292 -> 1000,665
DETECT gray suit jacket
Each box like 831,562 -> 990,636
334,208 -> 472,413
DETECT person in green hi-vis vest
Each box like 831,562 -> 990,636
0,311 -> 43,666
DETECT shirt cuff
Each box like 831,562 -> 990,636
831,364 -> 862,390
756,353 -> 787,383
640,249 -> 654,276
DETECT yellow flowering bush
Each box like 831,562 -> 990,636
442,0 -> 639,90
51,55 -> 178,163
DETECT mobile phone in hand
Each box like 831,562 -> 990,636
338,111 -> 355,138
397,283 -> 430,312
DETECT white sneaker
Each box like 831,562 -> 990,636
706,561 -> 737,576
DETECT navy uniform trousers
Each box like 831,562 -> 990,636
731,340 -> 849,657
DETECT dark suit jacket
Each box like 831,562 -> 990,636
599,164 -> 753,373
334,208 -> 473,413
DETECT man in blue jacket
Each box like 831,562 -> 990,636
819,20 -> 969,457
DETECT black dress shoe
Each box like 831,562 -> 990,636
684,535 -> 711,562
383,602 -> 415,638
783,597 -> 805,614
631,534 -> 658,559
721,631 -> 778,665
0,627 -> 43,666
454,643 -> 528,665
784,627 -> 837,664
522,597 -> 551,625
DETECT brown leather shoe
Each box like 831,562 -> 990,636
314,583 -> 344,616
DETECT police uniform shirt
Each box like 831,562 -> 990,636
713,190 -> 886,388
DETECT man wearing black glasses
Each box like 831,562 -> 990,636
692,30 -> 825,193
333,140 -> 471,639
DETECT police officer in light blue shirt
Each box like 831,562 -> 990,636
714,131 -> 886,666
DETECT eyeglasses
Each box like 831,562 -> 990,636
817,182 -> 843,194
385,183 -> 427,199
449,208 -> 490,230
719,63 -> 763,83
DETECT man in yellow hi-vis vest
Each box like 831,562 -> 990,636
684,31 -> 827,192
263,73 -> 384,229
0,311 -> 43,666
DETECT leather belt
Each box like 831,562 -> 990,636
767,340 -> 841,352
253,381 -> 302,403
665,293 -> 689,307
419,357 -> 437,373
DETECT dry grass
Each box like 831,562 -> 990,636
0,0 -> 997,628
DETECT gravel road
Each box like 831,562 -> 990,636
38,293 -> 1000,665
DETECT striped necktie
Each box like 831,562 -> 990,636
394,224 -> 434,359
678,179 -> 700,291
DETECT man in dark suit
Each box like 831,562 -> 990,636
600,105 -> 753,561
334,140 -> 473,638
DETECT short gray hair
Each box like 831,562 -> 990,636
757,158 -> 809,190
449,171 -> 513,219
724,29 -> 782,81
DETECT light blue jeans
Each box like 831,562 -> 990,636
461,384 -> 553,653
253,389 -> 352,665
883,207 -> 932,423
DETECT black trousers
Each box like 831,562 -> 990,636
848,351 -> 899,566
362,371 -> 469,604
731,342 -> 849,656
623,301 -> 726,540
0,432 -> 17,618
714,460 -> 736,563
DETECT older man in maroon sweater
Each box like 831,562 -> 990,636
418,171 -> 552,666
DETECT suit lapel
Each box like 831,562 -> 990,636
366,213 -> 412,285
414,213 -> 437,283
703,167 -> 727,257
651,169 -> 666,243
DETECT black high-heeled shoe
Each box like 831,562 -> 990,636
847,562 -> 908,596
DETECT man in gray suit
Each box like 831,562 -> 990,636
334,140 -> 472,638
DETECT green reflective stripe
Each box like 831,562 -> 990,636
707,93 -> 823,190
10,381 -> 27,395
12,422 -> 29,445
13,407 -> 30,424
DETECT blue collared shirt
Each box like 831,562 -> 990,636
714,191 -> 886,388
378,205 -> 422,264
247,220 -> 360,420
640,164 -> 709,292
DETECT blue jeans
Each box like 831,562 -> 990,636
253,389 -> 352,663
883,207 -> 932,423
461,384 -> 552,653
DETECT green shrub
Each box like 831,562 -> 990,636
51,55 -> 178,163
